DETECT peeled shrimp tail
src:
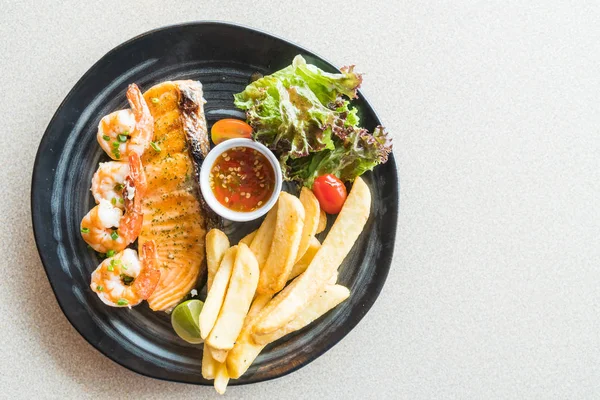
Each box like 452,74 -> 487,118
127,83 -> 151,121
126,152 -> 147,196
118,152 -> 146,244
122,153 -> 145,216
119,190 -> 143,244
134,240 -> 161,299
118,208 -> 143,243
126,84 -> 154,155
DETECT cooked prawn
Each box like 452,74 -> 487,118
81,153 -> 146,253
91,161 -> 130,209
90,242 -> 161,307
97,84 -> 154,160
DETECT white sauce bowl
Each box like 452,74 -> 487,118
199,138 -> 282,222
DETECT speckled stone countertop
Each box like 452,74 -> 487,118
2,1 -> 599,398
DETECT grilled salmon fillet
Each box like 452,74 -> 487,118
140,80 -> 212,312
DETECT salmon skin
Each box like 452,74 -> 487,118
140,80 -> 217,312
179,82 -> 220,230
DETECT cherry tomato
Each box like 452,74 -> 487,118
211,119 -> 253,144
312,174 -> 348,214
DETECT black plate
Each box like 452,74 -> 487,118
31,22 -> 398,385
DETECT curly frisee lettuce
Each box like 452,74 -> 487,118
234,55 -> 392,187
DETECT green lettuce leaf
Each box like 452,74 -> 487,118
284,126 -> 392,186
234,55 -> 391,187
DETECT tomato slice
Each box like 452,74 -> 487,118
312,174 -> 348,214
211,119 -> 253,144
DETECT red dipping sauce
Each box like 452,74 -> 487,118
208,146 -> 275,212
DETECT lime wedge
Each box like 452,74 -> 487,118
171,299 -> 204,344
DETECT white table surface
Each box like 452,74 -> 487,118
2,1 -> 599,398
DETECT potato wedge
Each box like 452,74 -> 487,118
207,243 -> 259,351
201,343 -> 217,379
288,236 -> 321,280
250,205 -> 277,268
199,246 -> 237,339
211,347 -> 228,363
295,188 -> 320,263
227,279 -> 300,377
206,229 -> 230,290
214,362 -> 230,395
226,293 -> 272,379
252,284 -> 349,345
239,230 -> 257,246
316,209 -> 327,234
228,283 -> 349,375
257,192 -> 305,294
253,177 -> 370,336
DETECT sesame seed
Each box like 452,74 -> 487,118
241,192 -> 245,196
246,193 -> 251,198
258,201 -> 263,206
222,152 -> 227,157
225,197 -> 229,203
260,183 -> 265,187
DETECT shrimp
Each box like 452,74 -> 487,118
91,161 -> 130,209
97,83 -> 154,160
90,242 -> 161,307
81,152 -> 146,253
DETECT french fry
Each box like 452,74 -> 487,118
240,230 -> 257,246
295,188 -> 320,263
257,193 -> 305,294
225,277 -> 302,378
203,231 -> 232,379
253,177 -> 371,337
211,348 -> 228,363
289,236 -> 321,281
250,205 -> 278,268
252,284 -> 349,345
200,246 -> 237,339
207,243 -> 259,351
213,362 -> 230,395
227,283 -> 349,375
201,344 -> 217,379
206,229 -> 230,290
226,293 -> 272,379
316,209 -> 327,234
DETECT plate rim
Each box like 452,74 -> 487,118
31,20 -> 399,386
